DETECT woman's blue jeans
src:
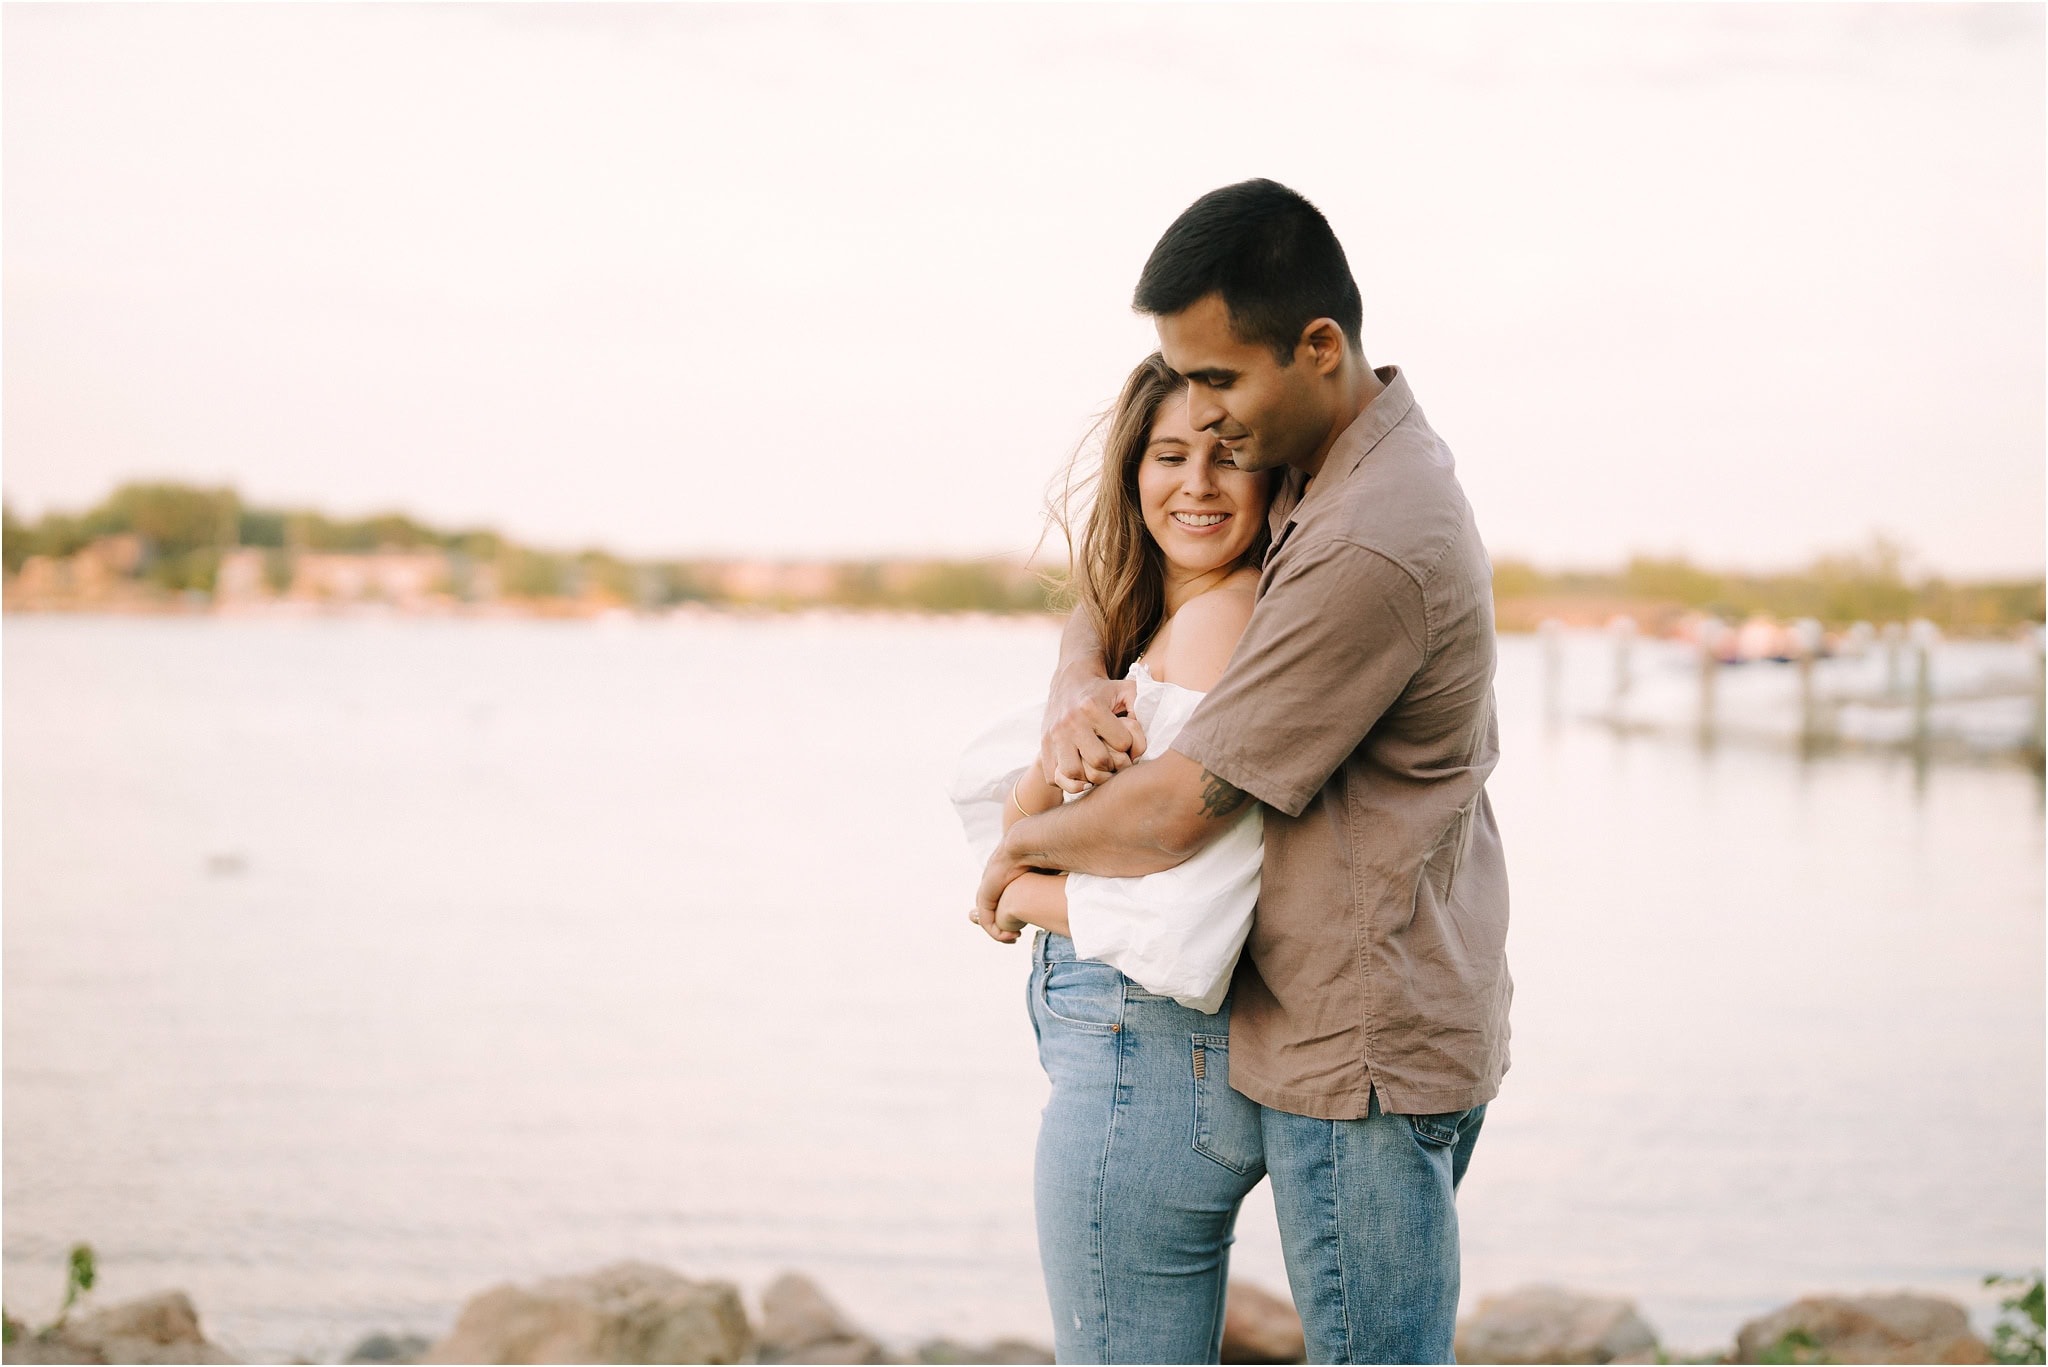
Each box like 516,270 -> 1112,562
1028,931 -> 1266,1364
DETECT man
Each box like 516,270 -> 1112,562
974,179 -> 1511,1364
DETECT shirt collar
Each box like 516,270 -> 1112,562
1266,365 -> 1412,546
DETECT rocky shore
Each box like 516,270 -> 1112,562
0,1265 -> 2008,1365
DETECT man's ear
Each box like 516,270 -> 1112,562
1297,317 -> 1347,376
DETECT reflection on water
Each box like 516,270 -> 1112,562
3,616 -> 2041,1361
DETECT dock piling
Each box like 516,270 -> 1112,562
1697,619 -> 1724,745
1540,619 -> 1564,731
1794,618 -> 1825,750
1909,619 -> 1940,753
1610,616 -> 1636,726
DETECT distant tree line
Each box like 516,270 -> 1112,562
0,482 -> 1053,613
1492,536 -> 2043,633
5,484 -> 2037,628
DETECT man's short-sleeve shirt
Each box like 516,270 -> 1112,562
1170,366 -> 1512,1121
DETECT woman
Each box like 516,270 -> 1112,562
950,353 -> 1277,1364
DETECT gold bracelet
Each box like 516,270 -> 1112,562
1012,778 -> 1034,818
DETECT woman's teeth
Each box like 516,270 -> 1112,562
1172,512 -> 1230,527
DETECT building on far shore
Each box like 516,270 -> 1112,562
288,551 -> 451,609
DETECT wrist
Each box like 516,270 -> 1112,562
1053,654 -> 1109,697
1015,766 -> 1060,813
998,819 -> 1036,868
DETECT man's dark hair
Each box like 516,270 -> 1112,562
1133,179 -> 1363,365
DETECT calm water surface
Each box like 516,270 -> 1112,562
4,616 -> 2041,1361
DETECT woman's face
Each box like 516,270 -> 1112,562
1136,395 -> 1272,578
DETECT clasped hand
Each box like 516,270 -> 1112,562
970,672 -> 1144,944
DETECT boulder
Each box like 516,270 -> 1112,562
757,1273 -> 888,1364
2,1292 -> 238,1365
342,1332 -> 432,1364
1456,1286 -> 1659,1364
421,1261 -> 750,1364
1732,1294 -> 1991,1364
0,1329 -> 98,1366
1222,1280 -> 1305,1364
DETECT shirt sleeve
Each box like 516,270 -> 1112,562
1170,539 -> 1426,819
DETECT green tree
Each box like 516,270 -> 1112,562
1988,1273 -> 2045,1365
500,548 -> 566,599
238,507 -> 289,548
96,483 -> 239,556
2,503 -> 28,575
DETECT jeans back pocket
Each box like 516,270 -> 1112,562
1191,1033 -> 1264,1175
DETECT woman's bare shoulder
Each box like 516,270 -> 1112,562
1157,584 -> 1257,692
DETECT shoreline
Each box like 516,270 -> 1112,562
3,1266 -> 2034,1366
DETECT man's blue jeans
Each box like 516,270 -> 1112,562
1262,1093 -> 1486,1364
1029,932 -> 1266,1363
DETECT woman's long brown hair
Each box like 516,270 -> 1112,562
1048,353 -> 1272,680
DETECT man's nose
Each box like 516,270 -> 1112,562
1184,384 -> 1227,433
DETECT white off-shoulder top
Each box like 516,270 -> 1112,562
947,661 -> 1262,1014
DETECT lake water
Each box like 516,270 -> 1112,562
4,615 -> 2041,1362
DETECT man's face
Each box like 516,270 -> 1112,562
1155,292 -> 1329,475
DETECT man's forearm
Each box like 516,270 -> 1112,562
1049,607 -> 1108,703
976,750 -> 1250,915
1002,752 -> 1215,878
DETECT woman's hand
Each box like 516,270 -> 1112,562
974,838 -> 1031,939
972,869 -> 1069,943
970,875 -> 1028,943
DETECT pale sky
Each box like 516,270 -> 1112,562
4,3 -> 2043,576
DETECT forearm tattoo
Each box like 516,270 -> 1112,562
1198,769 -> 1252,820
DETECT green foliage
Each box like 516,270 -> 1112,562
30,1242 -> 99,1332
576,551 -> 637,603
98,483 -> 240,555
901,561 -> 1046,613
642,561 -> 718,605
499,548 -> 566,599
6,510 -> 93,564
451,530 -> 504,562
1624,555 -> 1727,609
238,507 -> 289,548
13,481 -> 2031,628
1987,1273 -> 2045,1364
59,1244 -> 96,1321
1489,558 -> 1549,601
284,509 -> 440,553
2,503 -> 28,575
148,547 -> 220,594
1492,535 -> 2043,633
1757,1326 -> 1825,1364
1,1244 -> 97,1348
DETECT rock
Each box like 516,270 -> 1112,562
1456,1286 -> 1659,1364
421,1261 -> 750,1365
343,1332 -> 432,1364
1,1333 -> 99,1366
1,1292 -> 239,1366
757,1273 -> 888,1364
914,1339 -> 1053,1364
1732,1294 -> 1991,1364
1222,1280 -> 1305,1364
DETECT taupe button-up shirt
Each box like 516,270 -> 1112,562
1171,366 -> 1512,1121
